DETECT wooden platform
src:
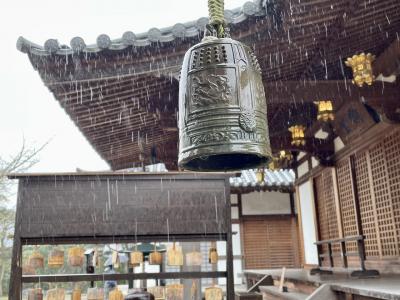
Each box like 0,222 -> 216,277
244,269 -> 400,300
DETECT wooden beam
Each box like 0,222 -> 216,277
373,39 -> 400,77
265,80 -> 400,105
22,271 -> 227,283
271,135 -> 334,166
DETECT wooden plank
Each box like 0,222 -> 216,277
266,81 -> 400,105
22,271 -> 227,283
9,184 -> 23,299
22,234 -> 227,245
331,167 -> 344,238
364,151 -> 383,258
17,174 -> 230,239
295,185 -> 305,266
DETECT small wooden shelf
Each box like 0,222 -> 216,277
22,271 -> 227,283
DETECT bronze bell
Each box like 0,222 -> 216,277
178,36 -> 271,171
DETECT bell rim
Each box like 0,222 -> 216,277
178,148 -> 272,171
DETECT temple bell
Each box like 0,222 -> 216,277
178,0 -> 271,171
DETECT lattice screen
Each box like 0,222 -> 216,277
314,169 -> 340,264
323,170 -> 340,241
354,150 -> 380,257
315,175 -> 329,243
242,218 -> 298,269
369,141 -> 399,257
336,158 -> 358,253
384,129 -> 400,252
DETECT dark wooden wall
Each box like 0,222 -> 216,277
242,216 -> 300,270
17,174 -> 228,240
9,173 -> 235,299
296,126 -> 400,272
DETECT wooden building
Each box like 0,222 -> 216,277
17,0 -> 400,298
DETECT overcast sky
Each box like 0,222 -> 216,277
0,0 -> 245,173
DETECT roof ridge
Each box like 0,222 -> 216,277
17,1 -> 265,56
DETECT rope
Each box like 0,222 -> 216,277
208,0 -> 225,38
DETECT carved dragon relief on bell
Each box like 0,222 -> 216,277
178,37 -> 271,171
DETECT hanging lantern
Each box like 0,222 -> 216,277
178,0 -> 271,171
279,150 -> 293,161
289,125 -> 306,147
345,53 -> 375,87
315,101 -> 334,122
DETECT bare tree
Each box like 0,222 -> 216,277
0,140 -> 45,202
0,140 -> 45,295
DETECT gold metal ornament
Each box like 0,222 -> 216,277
345,53 -> 375,87
315,100 -> 334,122
256,167 -> 265,183
289,125 -> 306,147
279,150 -> 293,161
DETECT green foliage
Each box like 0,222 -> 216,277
0,207 -> 14,296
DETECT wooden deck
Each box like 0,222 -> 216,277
244,269 -> 400,299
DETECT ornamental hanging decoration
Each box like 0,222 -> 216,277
279,150 -> 293,161
345,53 -> 375,87
268,156 -> 280,171
256,167 -> 265,183
315,100 -> 334,122
178,0 -> 271,171
289,125 -> 306,147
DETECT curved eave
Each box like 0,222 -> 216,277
16,1 -> 265,56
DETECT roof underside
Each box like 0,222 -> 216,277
18,0 -> 400,170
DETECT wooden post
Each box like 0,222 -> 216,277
328,243 -> 334,268
9,182 -> 23,300
349,156 -> 367,257
341,241 -> 348,268
226,178 -> 235,300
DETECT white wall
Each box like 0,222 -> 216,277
297,161 -> 309,177
298,182 -> 318,265
241,191 -> 291,215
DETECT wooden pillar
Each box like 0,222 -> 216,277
226,179 -> 235,300
289,192 -> 295,216
349,155 -> 364,237
9,182 -> 23,300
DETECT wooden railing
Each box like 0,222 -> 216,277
311,235 -> 379,277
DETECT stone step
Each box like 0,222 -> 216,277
260,286 -> 309,300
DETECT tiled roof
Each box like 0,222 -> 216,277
16,1 -> 266,56
230,169 -> 295,192
120,163 -> 294,192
